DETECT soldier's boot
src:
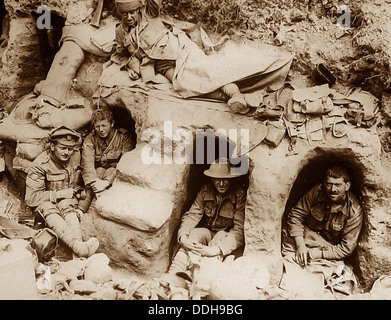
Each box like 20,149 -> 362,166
45,213 -> 98,258
200,89 -> 229,101
221,83 -> 250,115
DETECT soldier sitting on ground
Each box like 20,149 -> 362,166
78,108 -> 134,213
25,126 -> 99,258
281,165 -> 363,295
164,158 -> 247,289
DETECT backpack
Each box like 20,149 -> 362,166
342,87 -> 379,127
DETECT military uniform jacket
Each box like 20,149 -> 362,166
81,128 -> 134,185
287,183 -> 363,260
177,183 -> 246,256
111,0 -> 179,70
25,150 -> 83,209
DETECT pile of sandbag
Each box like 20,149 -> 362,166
13,138 -> 48,174
0,91 -> 93,173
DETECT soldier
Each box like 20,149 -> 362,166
25,126 -> 99,258
282,166 -> 363,266
111,0 -> 250,114
78,108 -> 134,213
280,166 -> 363,295
167,158 -> 247,276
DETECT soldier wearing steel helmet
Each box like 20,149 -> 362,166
25,126 -> 99,258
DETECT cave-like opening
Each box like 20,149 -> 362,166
168,129 -> 250,260
281,147 -> 368,283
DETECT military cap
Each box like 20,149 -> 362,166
115,0 -> 144,13
48,126 -> 81,147
203,158 -> 243,179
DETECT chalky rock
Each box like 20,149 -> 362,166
55,259 -> 86,280
82,92 -> 268,277
69,279 -> 98,294
84,253 -> 113,284
82,87 -> 391,290
0,239 -> 39,300
206,255 -> 270,300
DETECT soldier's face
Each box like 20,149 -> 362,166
121,9 -> 139,28
94,119 -> 114,139
212,178 -> 232,196
51,143 -> 74,163
324,176 -> 351,203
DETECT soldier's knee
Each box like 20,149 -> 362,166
37,201 -> 59,218
57,198 -> 78,215
210,230 -> 229,245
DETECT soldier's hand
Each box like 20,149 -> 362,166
295,243 -> 309,268
193,245 -> 222,257
91,179 -> 110,193
179,235 -> 201,252
56,188 -> 76,200
179,234 -> 192,249
128,69 -> 140,80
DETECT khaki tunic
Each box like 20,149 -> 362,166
25,150 -> 83,212
81,128 -> 134,185
177,183 -> 246,256
284,183 -> 363,260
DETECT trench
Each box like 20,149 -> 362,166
281,147 -> 368,283
0,1 -> 389,296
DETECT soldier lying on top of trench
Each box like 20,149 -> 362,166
29,0 -> 292,120
111,0 -> 293,115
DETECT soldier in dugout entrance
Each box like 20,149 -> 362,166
281,165 -> 363,294
166,158 -> 247,278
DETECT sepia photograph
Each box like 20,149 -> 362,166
0,0 -> 390,309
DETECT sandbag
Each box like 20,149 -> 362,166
12,155 -> 34,173
0,116 -> 48,142
84,253 -> 112,284
204,255 -> 270,300
29,102 -> 93,129
34,40 -> 85,105
15,139 -> 47,161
